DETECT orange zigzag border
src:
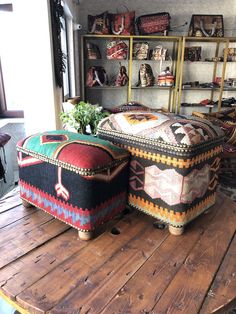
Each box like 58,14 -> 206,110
118,144 -> 222,168
128,193 -> 216,227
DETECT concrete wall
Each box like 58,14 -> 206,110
76,0 -> 236,113
77,0 -> 236,37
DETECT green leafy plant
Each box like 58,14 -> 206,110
60,101 -> 110,134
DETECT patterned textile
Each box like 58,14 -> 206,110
98,111 -> 224,147
17,131 -> 129,232
17,130 -> 128,175
97,112 -> 224,227
108,102 -> 150,113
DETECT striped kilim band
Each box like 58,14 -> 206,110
128,192 -> 216,227
117,144 -> 222,168
20,180 -> 127,231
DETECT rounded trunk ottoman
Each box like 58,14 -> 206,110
17,130 -> 129,240
97,111 -> 224,235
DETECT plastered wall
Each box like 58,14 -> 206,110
76,0 -> 236,113
77,0 -> 236,37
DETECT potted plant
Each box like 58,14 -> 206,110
60,101 -> 110,135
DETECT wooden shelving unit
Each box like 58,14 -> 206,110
177,36 -> 236,113
80,35 -> 236,113
81,34 -> 182,112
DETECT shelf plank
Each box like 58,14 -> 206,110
184,61 -> 236,63
86,86 -> 127,90
182,87 -> 218,91
184,36 -> 229,42
132,86 -> 174,90
85,59 -> 129,62
132,59 -> 176,62
83,34 -> 181,40
222,88 -> 236,91
85,59 -> 177,62
181,104 -> 214,108
182,87 -> 236,91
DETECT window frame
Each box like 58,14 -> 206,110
0,4 -> 24,118
61,1 -> 76,100
0,58 -> 24,118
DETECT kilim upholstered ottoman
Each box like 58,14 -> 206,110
17,130 -> 129,240
97,111 -> 224,235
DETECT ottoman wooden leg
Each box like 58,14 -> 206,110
22,199 -> 34,208
78,231 -> 93,241
169,225 -> 184,236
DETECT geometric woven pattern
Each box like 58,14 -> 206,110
97,111 -> 224,228
17,130 -> 129,176
129,160 -> 145,191
128,192 -> 216,227
170,122 -> 210,145
144,164 -> 210,206
144,166 -> 183,205
18,131 -> 129,232
20,180 -> 127,231
98,111 -> 224,146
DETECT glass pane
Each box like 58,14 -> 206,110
61,17 -> 70,99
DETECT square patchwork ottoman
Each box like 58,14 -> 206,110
97,111 -> 224,235
17,130 -> 129,240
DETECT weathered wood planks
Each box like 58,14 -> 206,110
0,193 -> 235,314
200,233 -> 236,313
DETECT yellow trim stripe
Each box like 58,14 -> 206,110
121,145 -> 222,168
0,290 -> 29,314
128,193 -> 216,226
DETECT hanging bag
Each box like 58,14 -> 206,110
106,40 -> 128,60
88,11 -> 111,34
115,63 -> 129,87
86,42 -> 101,59
150,45 -> 167,61
111,6 -> 135,35
136,12 -> 170,35
133,42 -> 149,60
86,66 -> 108,87
136,64 -> 155,87
157,57 -> 174,87
188,15 -> 224,37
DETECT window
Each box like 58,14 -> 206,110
0,2 -> 24,118
61,16 -> 70,99
61,1 -> 76,100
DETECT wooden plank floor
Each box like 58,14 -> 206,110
0,191 -> 236,314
